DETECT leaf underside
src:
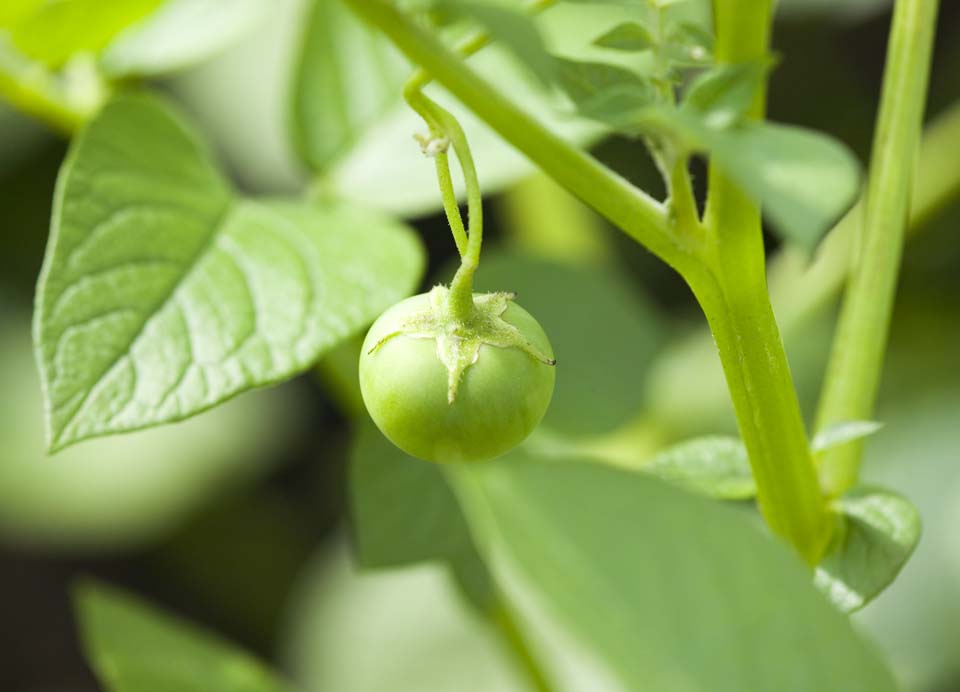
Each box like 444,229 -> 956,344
815,486 -> 921,613
451,455 -> 898,692
642,435 -> 756,499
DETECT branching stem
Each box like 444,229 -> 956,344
346,0 -> 832,563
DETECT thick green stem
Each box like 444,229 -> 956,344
644,101 -> 960,438
815,0 -> 940,496
405,0 -> 557,95
699,0 -> 830,563
689,272 -> 828,563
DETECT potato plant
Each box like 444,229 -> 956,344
0,0 -> 956,690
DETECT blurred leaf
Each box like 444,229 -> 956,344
471,251 -> 664,436
815,487 -> 921,614
289,0 -> 409,172
0,0 -> 42,27
441,0 -> 555,85
592,21 -> 656,52
453,455 -> 898,692
553,57 -> 657,129
681,62 -> 767,129
0,309 -> 297,551
662,20 -> 713,66
316,3 -> 630,214
813,420 -> 884,453
35,92 -> 424,450
5,0 -> 162,67
100,0 -> 269,77
855,387 -> 960,689
74,580 -> 287,692
350,423 -> 493,609
182,0 -> 630,212
643,435 -> 755,499
663,113 -> 862,249
283,543 -> 525,692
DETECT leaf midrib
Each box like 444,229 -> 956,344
48,193 -> 235,450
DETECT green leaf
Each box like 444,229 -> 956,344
666,114 -> 862,249
74,580 -> 287,692
289,0 -> 409,172
452,455 -> 898,692
813,420 -> 884,453
471,251 -> 664,436
349,422 -> 492,608
815,487 -> 921,614
100,0 -> 270,78
553,57 -> 657,128
442,0 -> 555,85
280,1 -> 628,214
662,20 -> 713,66
0,0 -> 42,27
5,0 -> 163,67
592,22 -> 656,52
643,435 -> 755,499
681,62 -> 768,129
34,93 -> 424,451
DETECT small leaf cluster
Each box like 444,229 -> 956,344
434,0 -> 860,250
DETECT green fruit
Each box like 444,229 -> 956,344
359,288 -> 555,463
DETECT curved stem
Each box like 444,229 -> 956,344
444,109 -> 484,321
342,0 -> 695,278
434,150 -> 469,257
402,0 -> 559,317
404,82 -> 483,321
815,0 -> 940,496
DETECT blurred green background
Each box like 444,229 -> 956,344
1,1 -> 959,690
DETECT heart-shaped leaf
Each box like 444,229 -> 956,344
34,93 -> 424,451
